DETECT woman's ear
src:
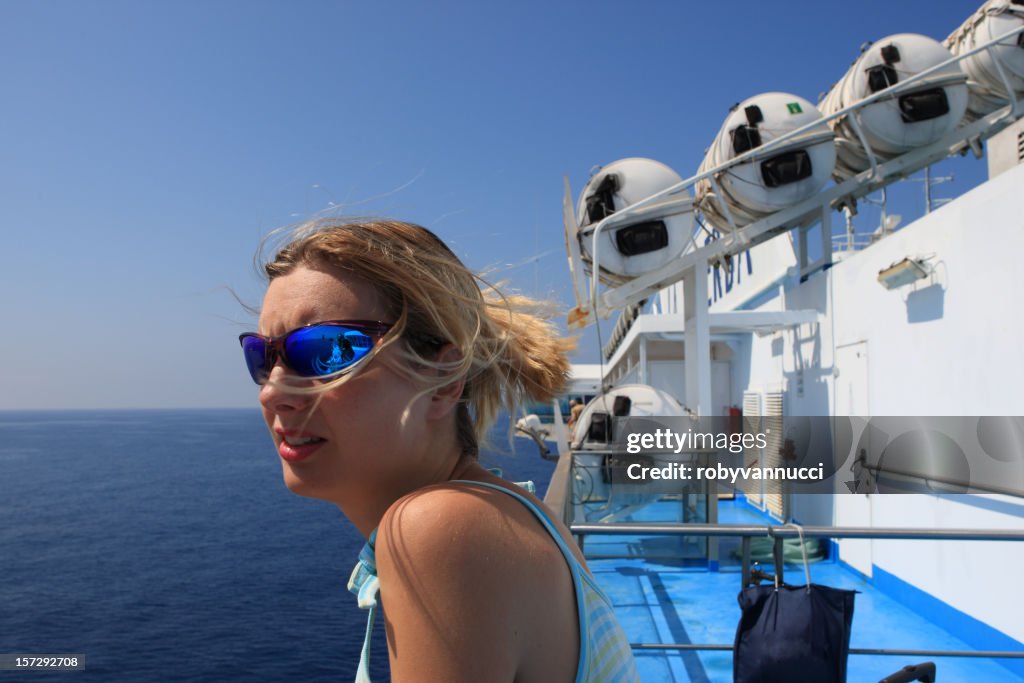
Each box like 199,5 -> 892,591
425,344 -> 465,421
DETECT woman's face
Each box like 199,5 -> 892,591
256,264 -> 441,507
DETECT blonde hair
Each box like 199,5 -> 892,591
262,218 -> 574,457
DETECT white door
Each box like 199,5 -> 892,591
712,361 -> 732,416
834,341 -> 873,577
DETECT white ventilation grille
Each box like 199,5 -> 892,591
740,391 -> 788,520
741,391 -> 763,507
762,392 -> 787,521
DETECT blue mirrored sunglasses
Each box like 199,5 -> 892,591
239,320 -> 393,385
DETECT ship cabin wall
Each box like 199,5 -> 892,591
600,165 -> 1023,645
987,117 -> 1024,179
739,163 -> 1024,411
741,162 -> 1024,645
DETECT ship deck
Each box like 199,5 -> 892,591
581,498 -> 1024,682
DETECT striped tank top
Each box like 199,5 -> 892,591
346,479 -> 640,683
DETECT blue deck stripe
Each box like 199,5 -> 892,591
640,569 -> 710,683
872,565 -> 1024,678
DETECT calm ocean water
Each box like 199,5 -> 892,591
0,409 -> 556,682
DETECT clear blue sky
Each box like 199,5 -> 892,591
1,0 -> 987,409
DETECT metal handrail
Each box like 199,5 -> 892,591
569,522 -> 1024,660
629,643 -> 1024,659
571,522 -> 1024,582
570,522 -> 1024,542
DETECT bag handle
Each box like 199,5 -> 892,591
767,523 -> 813,591
788,522 -> 812,592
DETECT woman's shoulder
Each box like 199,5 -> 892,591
373,479 -> 581,681
373,476 -> 581,628
376,478 -> 558,569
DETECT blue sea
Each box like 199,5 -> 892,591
0,409 -> 557,682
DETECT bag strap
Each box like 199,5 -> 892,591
767,523 -> 812,591
787,522 -> 812,592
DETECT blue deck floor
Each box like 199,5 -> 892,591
581,498 -> 1023,682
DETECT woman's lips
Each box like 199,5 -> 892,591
276,430 -> 326,462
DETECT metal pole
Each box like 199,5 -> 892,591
628,643 -> 1024,658
924,166 -> 932,214
570,522 -> 1024,542
740,536 -> 751,587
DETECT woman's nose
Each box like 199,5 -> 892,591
258,364 -> 313,414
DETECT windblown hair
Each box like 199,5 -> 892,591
262,219 -> 574,457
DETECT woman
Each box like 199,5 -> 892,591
240,219 -> 639,682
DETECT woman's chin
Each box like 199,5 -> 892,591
282,466 -> 326,499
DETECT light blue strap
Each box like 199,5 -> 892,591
347,530 -> 380,683
353,602 -> 376,683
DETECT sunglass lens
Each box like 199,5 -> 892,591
285,325 -> 376,377
240,335 -> 271,384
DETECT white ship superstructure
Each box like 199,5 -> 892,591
541,4 -> 1024,678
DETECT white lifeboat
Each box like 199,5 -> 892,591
946,0 -> 1024,120
572,384 -> 686,450
696,92 -> 836,232
820,33 -> 969,180
576,158 -> 695,286
570,384 -> 688,504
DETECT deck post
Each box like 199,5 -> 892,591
772,535 -> 785,585
683,258 -> 712,417
741,536 -> 752,587
639,335 -> 648,385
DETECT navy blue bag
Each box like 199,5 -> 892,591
734,527 -> 856,683
734,582 -> 856,683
